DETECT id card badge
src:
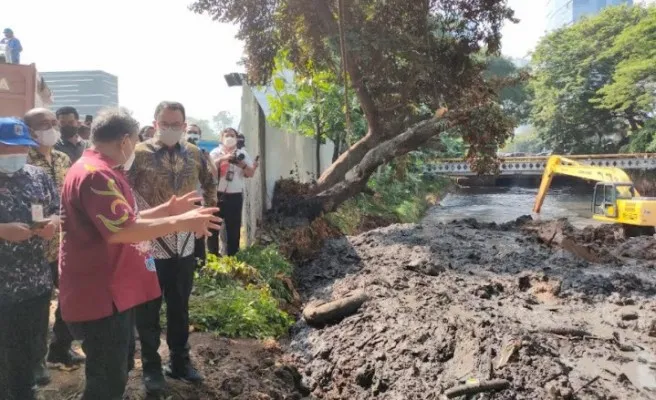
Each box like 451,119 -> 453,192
145,256 -> 156,272
31,203 -> 44,221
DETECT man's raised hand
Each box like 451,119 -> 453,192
167,191 -> 204,216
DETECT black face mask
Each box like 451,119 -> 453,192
61,126 -> 78,139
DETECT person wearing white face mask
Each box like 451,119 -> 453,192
24,108 -> 83,381
208,128 -> 259,257
58,108 -> 220,399
128,101 -> 217,392
0,117 -> 59,400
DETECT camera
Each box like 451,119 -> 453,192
228,151 -> 245,165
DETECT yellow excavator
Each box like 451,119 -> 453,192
533,155 -> 656,236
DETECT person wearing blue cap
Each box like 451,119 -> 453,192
0,117 -> 59,399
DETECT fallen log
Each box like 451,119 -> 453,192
445,379 -> 511,398
303,290 -> 368,327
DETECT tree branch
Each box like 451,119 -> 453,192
310,0 -> 382,135
313,110 -> 450,214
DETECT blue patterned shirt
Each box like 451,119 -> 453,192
0,165 -> 59,305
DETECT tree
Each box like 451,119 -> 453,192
595,6 -> 656,126
529,5 -> 653,154
187,117 -> 216,140
485,55 -> 531,124
213,111 -> 236,133
191,0 -> 518,216
267,56 -> 367,175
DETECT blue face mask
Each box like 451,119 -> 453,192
0,153 -> 27,176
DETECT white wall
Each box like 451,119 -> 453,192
240,84 -> 335,245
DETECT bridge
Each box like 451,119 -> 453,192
424,154 -> 656,177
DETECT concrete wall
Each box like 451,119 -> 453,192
240,84 -> 335,245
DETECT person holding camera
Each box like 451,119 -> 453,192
208,128 -> 258,256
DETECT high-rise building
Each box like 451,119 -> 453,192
546,0 -> 633,32
41,70 -> 118,117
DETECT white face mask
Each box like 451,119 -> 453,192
223,136 -> 237,148
157,128 -> 184,147
123,150 -> 136,171
35,128 -> 61,147
187,133 -> 200,142
0,154 -> 28,176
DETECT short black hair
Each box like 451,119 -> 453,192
56,106 -> 80,120
154,101 -> 186,121
188,123 -> 202,135
91,108 -> 139,144
221,127 -> 239,137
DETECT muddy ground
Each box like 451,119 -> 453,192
288,214 -> 656,399
40,211 -> 656,399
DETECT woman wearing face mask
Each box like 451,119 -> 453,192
208,128 -> 259,256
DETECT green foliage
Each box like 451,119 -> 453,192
501,127 -> 545,154
236,246 -> 294,302
189,284 -> 294,339
530,4 -> 654,154
180,247 -> 295,339
326,166 -> 449,235
596,6 -> 656,115
266,56 -> 367,153
485,56 -> 532,124
623,119 -> 656,153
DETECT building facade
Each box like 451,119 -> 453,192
41,70 -> 118,117
547,0 -> 633,32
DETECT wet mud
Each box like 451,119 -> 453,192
288,214 -> 656,399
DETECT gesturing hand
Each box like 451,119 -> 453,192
0,222 -> 34,242
179,207 -> 222,237
167,191 -> 203,216
35,221 -> 56,240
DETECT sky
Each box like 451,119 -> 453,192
4,0 -> 547,128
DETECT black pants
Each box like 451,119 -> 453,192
48,261 -> 74,356
136,255 -> 195,372
0,293 -> 51,400
68,308 -> 134,400
208,192 -> 243,257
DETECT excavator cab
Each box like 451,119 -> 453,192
592,183 -> 634,219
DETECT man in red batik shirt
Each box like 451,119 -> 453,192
59,109 -> 221,400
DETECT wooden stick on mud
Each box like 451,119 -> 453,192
444,379 -> 511,398
303,290 -> 368,327
573,375 -> 600,395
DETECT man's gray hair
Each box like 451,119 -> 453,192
91,108 -> 139,144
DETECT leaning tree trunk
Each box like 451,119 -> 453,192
316,131 -> 379,191
311,113 -> 451,215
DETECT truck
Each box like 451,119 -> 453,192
0,62 -> 53,118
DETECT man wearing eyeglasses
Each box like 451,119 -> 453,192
127,101 -> 217,394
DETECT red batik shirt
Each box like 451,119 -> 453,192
59,149 -> 161,322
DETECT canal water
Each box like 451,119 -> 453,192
428,185 -> 603,229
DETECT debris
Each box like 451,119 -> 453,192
444,379 -> 511,398
302,290 -> 368,327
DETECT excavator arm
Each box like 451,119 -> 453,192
533,155 -> 637,213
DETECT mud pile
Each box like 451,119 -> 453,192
288,217 -> 656,399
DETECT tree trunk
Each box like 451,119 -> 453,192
315,118 -> 322,179
316,131 -> 378,191
312,115 -> 450,214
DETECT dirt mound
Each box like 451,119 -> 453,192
289,216 -> 656,399
40,334 -> 306,400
